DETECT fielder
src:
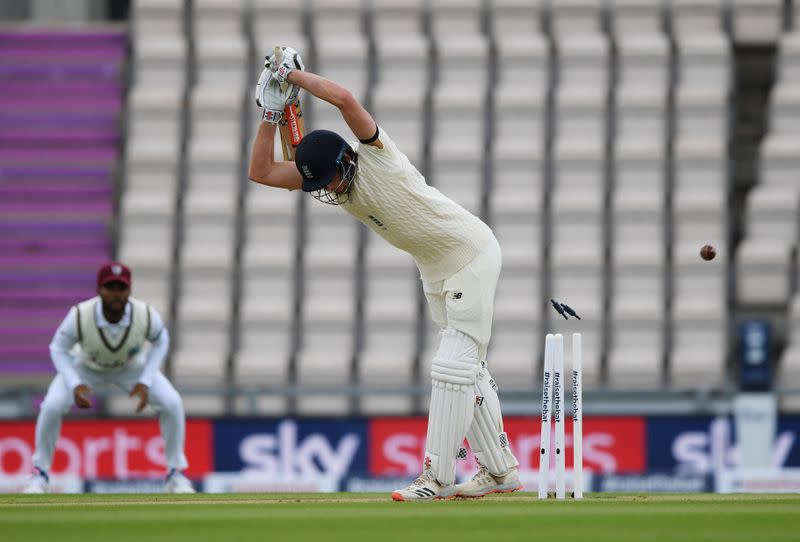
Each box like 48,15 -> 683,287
249,47 -> 521,501
23,262 -> 195,494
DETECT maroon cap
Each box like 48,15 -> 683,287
97,262 -> 132,288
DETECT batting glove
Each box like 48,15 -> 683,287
255,72 -> 298,124
267,46 -> 305,86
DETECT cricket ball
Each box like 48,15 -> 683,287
700,244 -> 716,261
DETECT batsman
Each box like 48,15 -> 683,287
249,47 -> 521,501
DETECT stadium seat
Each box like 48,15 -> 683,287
252,0 -> 307,49
676,33 -> 732,88
494,27 -> 548,89
490,0 -> 543,36
487,322 -> 541,391
550,0 -> 604,34
131,0 -> 186,85
295,204 -> 358,415
744,185 -> 800,241
555,31 -> 610,91
675,84 -> 730,140
294,323 -> 355,415
777,32 -> 800,82
551,139 -> 606,209
311,0 -> 363,36
371,85 -> 426,166
491,145 -> 545,219
614,139 -> 666,194
670,310 -> 728,390
609,0 -> 665,36
430,87 -> 486,214
670,0 -> 724,35
130,34 -> 187,87
730,0 -> 784,45
372,0 -> 426,37
430,0 -> 483,36
767,85 -> 800,134
193,0 -> 245,34
234,320 -> 292,416
736,239 -> 794,308
616,33 -> 670,92
670,241 -> 729,391
673,137 -> 728,194
311,37 -> 368,136
193,33 -> 247,90
371,18 -> 428,164
554,86 -> 608,145
759,135 -> 800,189
606,300 -> 665,389
358,325 -> 418,415
373,33 -> 429,92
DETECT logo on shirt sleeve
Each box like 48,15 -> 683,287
367,214 -> 388,231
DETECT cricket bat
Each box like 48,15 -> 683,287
274,46 -> 305,161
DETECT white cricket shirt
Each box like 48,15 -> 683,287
49,298 -> 169,390
341,127 -> 493,282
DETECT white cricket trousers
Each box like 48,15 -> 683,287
32,360 -> 189,473
422,235 -> 502,359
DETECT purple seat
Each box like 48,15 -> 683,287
0,362 -> 56,375
0,327 -> 54,346
0,200 -> 113,219
0,307 -> 71,328
0,147 -> 118,164
0,95 -> 122,112
0,222 -> 109,241
0,185 -> 113,201
0,290 -> 95,309
0,30 -> 126,80
0,79 -> 123,98
0,165 -> 114,184
0,238 -> 110,253
0,252 -> 109,271
0,29 -> 122,379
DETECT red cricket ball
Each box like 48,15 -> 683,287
700,244 -> 716,261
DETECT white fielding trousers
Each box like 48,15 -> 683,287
32,360 -> 189,473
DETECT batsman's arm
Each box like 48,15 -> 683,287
287,70 -> 383,148
248,121 -> 303,190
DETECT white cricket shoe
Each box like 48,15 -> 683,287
165,470 -> 196,494
453,466 -> 522,498
391,469 -> 455,502
22,470 -> 49,494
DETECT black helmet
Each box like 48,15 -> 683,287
295,130 -> 358,204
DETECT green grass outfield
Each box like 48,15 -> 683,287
2,493 -> 799,542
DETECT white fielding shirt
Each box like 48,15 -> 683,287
49,300 -> 169,391
342,127 -> 493,283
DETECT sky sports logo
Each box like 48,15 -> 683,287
0,420 -> 212,478
3,416 -> 798,481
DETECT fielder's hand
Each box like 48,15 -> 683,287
73,384 -> 92,409
267,46 -> 304,86
130,383 -> 149,414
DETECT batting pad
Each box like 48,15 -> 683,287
425,328 -> 481,486
466,365 -> 519,476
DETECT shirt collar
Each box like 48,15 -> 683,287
94,299 -> 132,328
